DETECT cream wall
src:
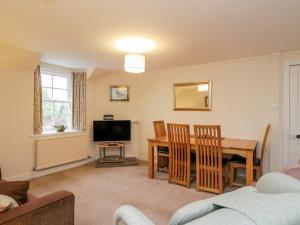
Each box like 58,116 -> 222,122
0,69 -> 35,179
89,55 -> 277,171
0,44 -> 40,179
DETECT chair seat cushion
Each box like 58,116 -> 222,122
230,155 -> 260,166
158,147 -> 169,154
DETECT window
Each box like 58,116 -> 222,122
41,65 -> 72,133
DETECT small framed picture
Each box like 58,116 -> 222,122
110,85 -> 129,101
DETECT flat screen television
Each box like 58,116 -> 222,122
93,120 -> 131,142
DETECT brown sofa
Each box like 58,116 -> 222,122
0,169 -> 75,225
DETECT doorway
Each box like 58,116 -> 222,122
289,64 -> 300,165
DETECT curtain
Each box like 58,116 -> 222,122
33,65 -> 42,134
72,72 -> 87,131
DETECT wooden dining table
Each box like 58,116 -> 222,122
148,136 -> 257,186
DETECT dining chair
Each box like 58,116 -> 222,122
194,125 -> 224,194
229,124 -> 271,187
153,120 -> 169,172
167,123 -> 191,188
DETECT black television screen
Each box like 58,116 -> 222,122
93,120 -> 131,142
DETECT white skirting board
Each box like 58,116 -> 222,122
33,158 -> 92,178
4,158 -> 93,181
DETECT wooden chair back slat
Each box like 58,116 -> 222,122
194,125 -> 223,194
260,123 -> 271,174
153,120 -> 167,138
167,123 -> 191,187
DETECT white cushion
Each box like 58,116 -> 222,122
256,172 -> 300,194
0,194 -> 18,213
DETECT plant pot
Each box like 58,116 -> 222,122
54,125 -> 66,132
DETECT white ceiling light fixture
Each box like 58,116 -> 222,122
115,37 -> 156,74
124,54 -> 145,73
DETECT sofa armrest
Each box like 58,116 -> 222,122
113,205 -> 155,225
169,198 -> 219,225
0,190 -> 74,225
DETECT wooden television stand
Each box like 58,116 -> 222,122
98,142 -> 126,163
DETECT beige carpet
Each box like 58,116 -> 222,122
29,162 -> 215,225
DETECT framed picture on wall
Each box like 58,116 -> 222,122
110,85 -> 129,101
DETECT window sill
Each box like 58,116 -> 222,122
29,130 -> 88,140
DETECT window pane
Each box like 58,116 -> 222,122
53,89 -> 68,101
42,101 -> 53,115
53,76 -> 68,89
41,66 -> 72,132
42,88 -> 52,100
43,115 -> 53,128
53,115 -> 72,128
54,102 -> 70,114
41,74 -> 52,87
66,115 -> 72,129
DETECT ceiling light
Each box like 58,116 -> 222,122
198,84 -> 209,92
115,37 -> 156,53
124,54 -> 145,73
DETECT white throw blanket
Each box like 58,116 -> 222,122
212,186 -> 300,225
114,173 -> 300,225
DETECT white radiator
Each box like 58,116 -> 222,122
35,133 -> 88,170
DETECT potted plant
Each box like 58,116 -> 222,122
53,118 -> 67,132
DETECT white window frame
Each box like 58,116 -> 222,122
40,64 -> 73,133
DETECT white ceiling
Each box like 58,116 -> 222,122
1,0 -> 300,72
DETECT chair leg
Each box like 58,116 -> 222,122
163,157 -> 168,169
186,172 -> 191,188
219,184 -> 224,194
157,156 -> 169,172
229,164 -> 235,187
255,168 -> 261,180
227,163 -> 231,183
186,182 -> 190,188
157,155 -> 160,172
224,163 -> 229,185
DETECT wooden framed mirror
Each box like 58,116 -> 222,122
174,81 -> 212,111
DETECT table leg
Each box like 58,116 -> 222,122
148,141 -> 154,179
103,147 -> 106,161
123,146 -> 125,160
246,151 -> 254,186
99,147 -> 101,160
